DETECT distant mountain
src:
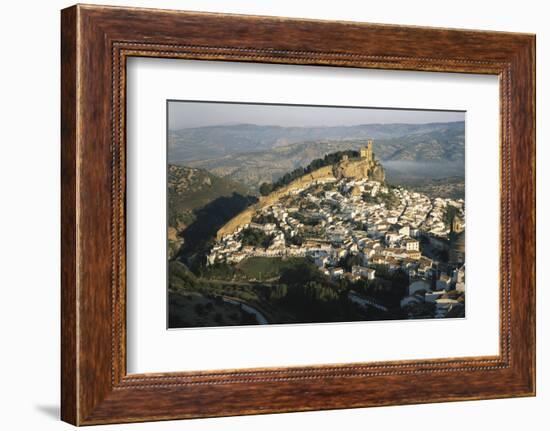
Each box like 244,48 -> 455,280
178,122 -> 464,190
169,121 -> 465,163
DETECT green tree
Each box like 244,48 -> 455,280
339,254 -> 363,272
241,228 -> 273,248
444,205 -> 459,229
259,182 -> 273,196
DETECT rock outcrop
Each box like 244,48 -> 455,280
371,163 -> 386,182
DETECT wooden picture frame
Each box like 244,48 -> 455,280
61,4 -> 536,425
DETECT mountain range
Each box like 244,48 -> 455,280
169,121 -> 465,162
168,121 -> 464,190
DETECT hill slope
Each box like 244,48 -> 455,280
168,165 -> 254,258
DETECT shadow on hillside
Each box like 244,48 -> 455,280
178,192 -> 257,263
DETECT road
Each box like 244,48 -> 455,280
348,292 -> 388,312
221,296 -> 269,325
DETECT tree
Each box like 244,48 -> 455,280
438,248 -> 450,263
194,303 -> 207,316
241,227 -> 273,248
285,233 -> 303,246
339,254 -> 363,272
444,205 -> 459,229
279,261 -> 327,286
270,283 -> 288,300
259,182 -> 273,196
260,150 -> 361,195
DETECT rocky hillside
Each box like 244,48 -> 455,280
167,165 -> 253,258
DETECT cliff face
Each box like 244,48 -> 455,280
371,162 -> 386,182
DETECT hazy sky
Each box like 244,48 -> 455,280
168,101 -> 465,130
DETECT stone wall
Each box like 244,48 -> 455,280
216,159 -> 385,239
216,165 -> 335,239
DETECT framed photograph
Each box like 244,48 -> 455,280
165,100 -> 467,329
61,4 -> 536,425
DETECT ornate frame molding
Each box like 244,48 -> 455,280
61,5 -> 535,425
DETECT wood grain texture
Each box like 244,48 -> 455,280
60,5 -> 78,425
60,4 -> 536,425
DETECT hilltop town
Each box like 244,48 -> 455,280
205,141 -> 465,319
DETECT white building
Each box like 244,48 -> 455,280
351,265 -> 376,280
405,239 -> 420,251
425,290 -> 446,303
396,225 -> 410,236
330,267 -> 344,279
385,231 -> 400,244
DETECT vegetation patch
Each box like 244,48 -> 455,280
259,150 -> 360,195
236,257 -> 309,281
